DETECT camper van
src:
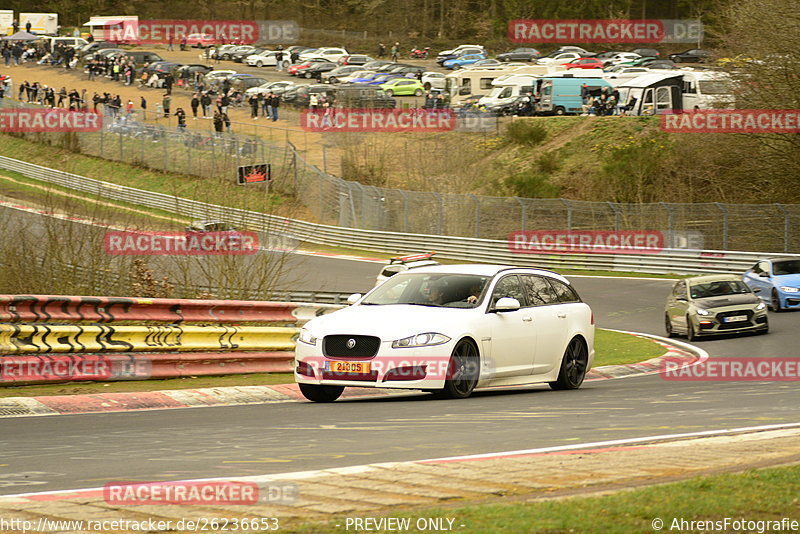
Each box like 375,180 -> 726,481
616,70 -> 734,116
445,64 -> 564,106
532,75 -> 613,115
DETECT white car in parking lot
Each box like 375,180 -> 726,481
299,47 -> 349,63
295,265 -> 595,402
245,50 -> 278,67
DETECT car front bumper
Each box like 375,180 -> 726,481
294,340 -> 458,390
691,307 -> 768,335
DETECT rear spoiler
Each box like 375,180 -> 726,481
389,251 -> 436,265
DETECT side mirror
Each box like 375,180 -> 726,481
493,297 -> 521,312
760,272 -> 769,278
752,287 -> 762,294
676,296 -> 687,302
346,293 -> 362,305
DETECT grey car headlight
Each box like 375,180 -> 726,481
298,328 -> 318,346
756,302 -> 766,311
696,308 -> 711,316
392,333 -> 451,348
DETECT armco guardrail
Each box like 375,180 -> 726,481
0,295 -> 343,385
0,295 -> 342,324
1,155 -> 798,275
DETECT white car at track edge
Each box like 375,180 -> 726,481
295,264 -> 595,402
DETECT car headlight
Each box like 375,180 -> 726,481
756,302 -> 766,310
695,308 -> 711,316
779,286 -> 799,293
297,328 -> 318,346
392,333 -> 451,348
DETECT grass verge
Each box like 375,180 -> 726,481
594,329 -> 667,367
279,464 -> 800,533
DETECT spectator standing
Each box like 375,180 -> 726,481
140,95 -> 147,116
378,43 -> 386,58
56,86 -> 66,108
190,93 -> 200,119
201,92 -> 211,118
268,92 -> 279,121
290,50 -> 299,65
220,92 -> 230,115
213,110 -> 224,134
276,49 -> 284,71
167,37 -> 174,51
175,107 -> 187,129
222,111 -> 231,132
249,92 -> 259,118
259,92 -> 267,117
391,42 -> 399,62
25,21 -> 31,33
162,93 -> 171,117
126,99 -> 134,117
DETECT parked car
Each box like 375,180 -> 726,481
497,48 -> 540,62
472,58 -> 501,67
743,258 -> 800,311
185,33 -> 216,48
295,265 -> 595,402
437,44 -> 485,64
227,74 -> 269,92
631,48 -> 661,58
537,52 -> 584,65
332,85 -> 396,108
379,78 -> 425,96
338,69 -> 377,83
420,72 -> 446,91
204,70 -> 238,85
287,58 -> 333,76
302,61 -> 339,80
321,65 -> 363,84
210,44 -> 238,59
602,52 -> 641,66
76,41 -> 118,58
219,45 -> 255,61
563,58 -> 604,70
338,54 -> 374,66
362,60 -> 394,71
300,47 -> 349,63
231,47 -> 265,63
244,80 -> 295,96
669,49 -> 711,63
292,84 -> 336,108
245,50 -> 278,67
665,275 -> 768,340
174,64 -> 213,81
386,65 -> 425,75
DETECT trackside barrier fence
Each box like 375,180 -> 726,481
1,156 -> 800,275
0,295 -> 342,385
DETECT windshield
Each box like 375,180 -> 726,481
690,280 -> 752,298
363,273 -> 490,308
773,260 -> 800,275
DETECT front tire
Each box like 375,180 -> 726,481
686,316 -> 698,341
771,289 -> 783,312
665,314 -> 675,338
298,383 -> 345,403
256,61 -> 263,67
414,89 -> 423,96
549,337 -> 589,390
554,106 -> 566,116
385,89 -> 394,97
434,339 -> 480,399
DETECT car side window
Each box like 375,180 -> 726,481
758,261 -> 770,276
672,282 -> 687,298
548,279 -> 581,303
521,275 -> 559,306
490,275 -> 526,308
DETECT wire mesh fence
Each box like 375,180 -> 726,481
2,99 -> 800,253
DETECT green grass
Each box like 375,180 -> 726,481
280,464 -> 800,533
594,328 -> 666,366
0,373 -> 295,398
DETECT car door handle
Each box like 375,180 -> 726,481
522,316 -> 532,322
557,312 -> 567,318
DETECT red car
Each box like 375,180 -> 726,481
287,59 -> 333,76
563,58 -> 604,70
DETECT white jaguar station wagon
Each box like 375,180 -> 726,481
294,265 -> 595,402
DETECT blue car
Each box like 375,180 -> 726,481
349,73 -> 384,84
443,53 -> 488,69
742,258 -> 800,311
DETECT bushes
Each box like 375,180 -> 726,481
505,120 -> 548,147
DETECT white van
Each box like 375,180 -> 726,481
679,69 -> 735,109
478,75 -> 536,108
47,36 -> 88,50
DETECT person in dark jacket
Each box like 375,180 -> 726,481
175,107 -> 187,129
190,93 -> 200,119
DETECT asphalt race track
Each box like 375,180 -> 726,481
0,253 -> 798,495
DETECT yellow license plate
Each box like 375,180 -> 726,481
327,360 -> 371,373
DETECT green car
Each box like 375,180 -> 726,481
665,274 -> 768,341
379,78 -> 425,97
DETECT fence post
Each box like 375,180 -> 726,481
607,202 -> 620,231
399,190 -> 409,233
471,194 -> 480,238
776,204 -> 790,253
715,202 -> 729,250
433,192 -> 444,235
560,198 -> 573,231
515,197 -> 526,231
660,202 -> 673,247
